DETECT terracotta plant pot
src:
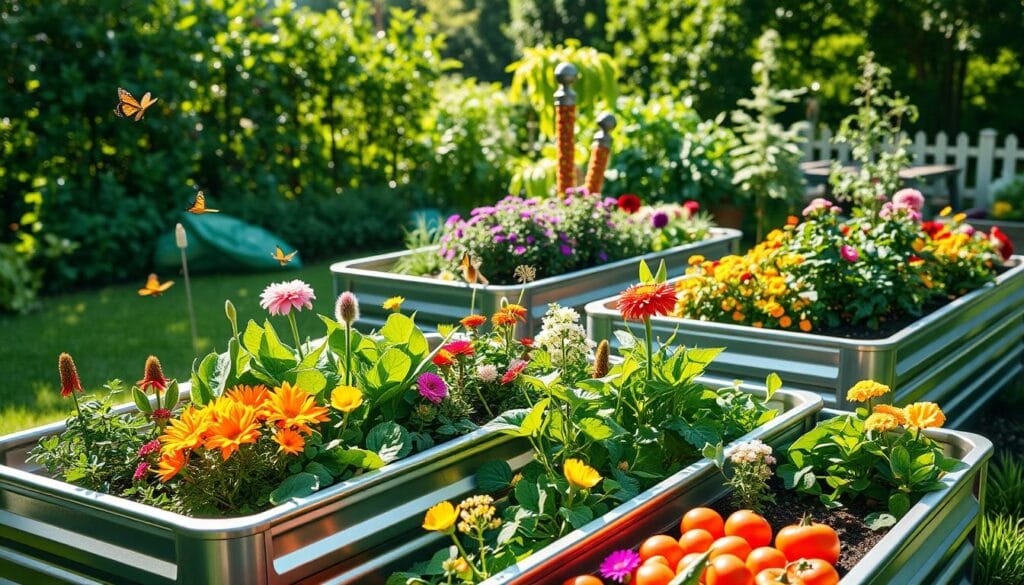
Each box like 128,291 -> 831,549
710,202 -> 746,231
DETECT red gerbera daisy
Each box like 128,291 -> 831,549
990,226 -> 1014,261
617,282 -> 677,321
519,338 -> 534,347
616,194 -> 642,214
442,340 -> 474,357
920,220 -> 945,239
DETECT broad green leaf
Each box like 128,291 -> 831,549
864,512 -> 898,530
520,398 -> 550,436
476,460 -> 514,493
488,408 -> 529,434
684,347 -> 724,364
331,448 -> 388,471
638,259 -> 653,283
163,379 -> 180,409
291,368 -> 327,396
365,421 -> 412,463
132,387 -> 152,413
888,493 -> 911,518
242,320 -> 264,355
559,505 -> 594,530
304,462 -> 334,487
702,442 -> 725,468
269,472 -> 319,505
578,417 -> 616,441
654,259 -> 667,283
890,446 -> 912,478
380,313 -> 415,345
766,372 -> 782,399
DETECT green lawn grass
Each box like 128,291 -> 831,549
0,257 -> 375,435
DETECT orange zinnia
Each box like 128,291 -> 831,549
204,401 -> 262,460
155,449 -> 189,482
273,428 -> 306,456
265,382 -> 330,435
460,314 -> 487,329
159,405 -> 212,454
617,282 -> 677,321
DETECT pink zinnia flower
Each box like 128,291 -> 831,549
893,188 -> 925,211
840,245 -> 859,262
600,549 -> 641,583
416,372 -> 448,403
138,439 -> 161,458
260,280 -> 316,316
802,197 -> 833,217
501,359 -> 528,384
133,461 -> 150,481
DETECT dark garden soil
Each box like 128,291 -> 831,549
716,478 -> 891,576
965,397 -> 1024,454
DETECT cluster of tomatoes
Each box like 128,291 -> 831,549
565,508 -> 842,585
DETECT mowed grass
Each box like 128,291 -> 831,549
0,256 -> 376,435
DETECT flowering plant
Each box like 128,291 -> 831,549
777,380 -> 963,527
991,175 -> 1024,221
675,193 -> 1009,333
433,191 -> 711,285
395,265 -> 779,583
705,439 -> 777,513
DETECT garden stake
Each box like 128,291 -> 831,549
176,223 -> 199,356
554,62 -> 578,196
584,112 -> 616,195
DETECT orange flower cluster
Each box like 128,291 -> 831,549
491,303 -> 527,327
155,382 -> 329,481
674,229 -> 816,332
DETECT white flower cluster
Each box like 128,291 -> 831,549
535,304 -> 595,368
726,440 -> 776,466
476,364 -> 498,383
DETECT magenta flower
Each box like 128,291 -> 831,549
893,188 -> 925,211
133,461 -> 150,481
599,549 -> 641,583
840,245 -> 859,262
138,439 -> 161,458
501,359 -> 528,384
683,200 -> 700,215
416,372 -> 448,403
260,280 -> 316,316
560,244 -> 573,256
652,211 -> 669,229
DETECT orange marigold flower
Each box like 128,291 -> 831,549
503,303 -> 527,318
265,381 -> 330,435
864,412 -> 900,433
273,428 -> 306,456
732,311 -> 745,322
492,306 -> 526,327
460,314 -> 487,328
617,282 -> 677,321
155,449 -> 188,482
873,404 -> 908,426
226,384 -> 270,416
204,401 -> 262,460
779,316 -> 792,328
904,402 -> 945,429
799,319 -> 812,332
688,255 -> 705,266
159,406 -> 212,454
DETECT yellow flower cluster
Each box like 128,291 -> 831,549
422,494 -> 502,536
155,382 -> 330,482
674,229 -> 815,332
864,402 -> 945,432
846,380 -> 891,403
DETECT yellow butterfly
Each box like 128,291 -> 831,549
271,245 -> 297,266
186,191 -> 219,214
459,252 -> 488,285
114,87 -> 158,121
138,273 -> 174,297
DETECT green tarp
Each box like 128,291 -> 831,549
154,213 -> 302,274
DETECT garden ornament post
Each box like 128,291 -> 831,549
554,62 -> 578,195
176,223 -> 199,356
585,112 -> 616,195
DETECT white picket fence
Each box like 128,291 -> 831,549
801,127 -> 1024,208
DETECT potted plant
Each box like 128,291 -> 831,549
498,385 -> 991,585
587,195 -> 1024,425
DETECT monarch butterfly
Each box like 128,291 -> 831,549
271,245 -> 297,266
185,191 -> 219,214
138,274 -> 174,297
114,87 -> 158,121
459,252 -> 488,285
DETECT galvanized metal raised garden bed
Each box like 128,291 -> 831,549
303,382 -> 824,584
486,410 -> 993,585
0,386 -> 533,585
587,256 -> 1024,425
331,228 -> 741,334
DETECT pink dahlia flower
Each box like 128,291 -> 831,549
893,188 -> 925,211
840,245 -> 860,262
260,280 -> 316,316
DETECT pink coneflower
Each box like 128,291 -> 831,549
501,359 -> 528,384
137,355 -> 169,393
138,439 -> 161,458
840,245 -> 859,262
599,549 -> 641,583
416,372 -> 448,404
335,291 -> 359,325
58,353 -> 83,398
260,280 -> 316,316
133,461 -> 150,481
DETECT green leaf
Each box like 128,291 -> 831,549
163,379 -> 180,409
559,505 -> 594,530
888,493 -> 911,518
305,462 -> 335,488
864,512 -> 898,530
261,319 -> 295,360
638,259 -> 654,283
654,259 -> 667,283
684,347 -> 723,364
514,479 -> 547,514
365,421 -> 412,463
890,445 -> 912,478
578,417 -> 616,441
291,368 -> 327,396
380,313 -> 415,345
476,460 -> 514,493
242,320 -> 264,355
665,418 -> 721,451
269,472 -> 320,505
766,372 -> 782,399
520,398 -> 550,436
669,551 -> 710,585
331,448 -> 388,471
132,387 -> 152,414
702,442 -> 725,469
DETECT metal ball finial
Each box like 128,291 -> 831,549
596,112 -> 617,132
554,62 -> 578,86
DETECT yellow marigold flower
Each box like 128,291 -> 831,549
154,449 -> 188,482
873,404 -> 908,426
912,238 -> 925,252
564,458 -> 601,490
330,385 -> 363,413
939,206 -> 952,217
721,298 -> 734,311
846,380 -> 891,403
864,412 -> 900,433
273,428 -> 305,456
688,254 -> 705,266
159,405 -> 212,454
265,381 -> 330,435
993,201 -> 1013,218
904,402 -> 946,429
423,501 -> 458,533
382,296 -> 405,311
767,278 -> 786,296
204,401 -> 262,460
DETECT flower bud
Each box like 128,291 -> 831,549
138,355 -> 169,393
58,352 -> 84,398
175,223 -> 188,249
592,339 -> 610,378
335,291 -> 359,325
224,299 -> 237,329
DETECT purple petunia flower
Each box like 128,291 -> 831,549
599,549 -> 641,583
494,235 -> 506,243
526,235 -> 536,244
560,244 -> 573,256
513,246 -> 526,255
598,251 -> 608,261
652,211 -> 669,229
416,372 -> 448,404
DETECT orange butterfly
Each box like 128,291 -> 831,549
459,252 -> 488,285
186,191 -> 219,214
271,245 -> 297,266
138,274 -> 174,297
114,87 -> 158,121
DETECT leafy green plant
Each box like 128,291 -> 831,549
987,452 -> 1024,517
991,175 -> 1024,221
975,514 -> 1024,585
393,216 -> 447,276
730,29 -> 807,240
705,438 -> 778,513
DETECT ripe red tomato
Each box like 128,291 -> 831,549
640,534 -> 685,567
725,510 -> 773,549
679,528 -> 716,555
706,554 -> 754,585
755,568 -> 803,585
683,507 -> 726,539
775,518 -> 841,565
786,559 -> 839,585
636,562 -> 676,585
745,547 -> 787,574
563,576 -> 604,585
709,536 -> 753,561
